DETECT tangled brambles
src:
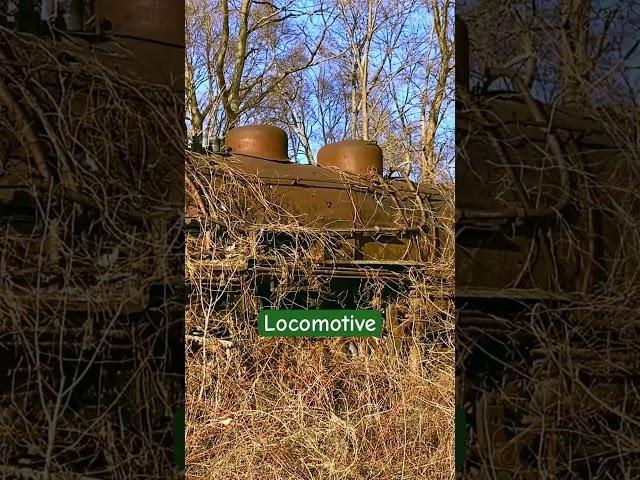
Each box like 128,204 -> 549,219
186,152 -> 455,479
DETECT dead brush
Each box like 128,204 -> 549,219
457,71 -> 640,477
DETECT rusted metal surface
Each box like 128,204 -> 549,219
95,0 -> 184,46
0,40 -> 181,314
456,94 -> 617,295
186,125 -> 454,399
317,140 -> 384,175
90,0 -> 184,87
187,150 -> 447,265
224,125 -> 290,161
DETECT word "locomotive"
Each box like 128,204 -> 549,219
258,310 -> 382,337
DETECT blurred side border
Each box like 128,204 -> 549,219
0,1 -> 184,477
456,1 -> 640,478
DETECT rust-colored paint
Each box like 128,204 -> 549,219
225,125 -> 290,161
95,0 -> 184,46
94,0 -> 184,86
187,151 -> 447,265
317,140 -> 383,175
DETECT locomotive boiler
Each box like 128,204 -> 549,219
185,124 -> 453,345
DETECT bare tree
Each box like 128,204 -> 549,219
187,0 -> 454,179
420,0 -> 453,181
332,0 -> 419,140
185,0 -> 333,151
461,0 -> 634,106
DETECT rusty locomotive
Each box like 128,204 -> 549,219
1,1 -> 183,310
186,124 -> 453,345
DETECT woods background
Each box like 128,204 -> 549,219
185,0 -> 453,182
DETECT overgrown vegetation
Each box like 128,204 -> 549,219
457,1 -> 640,477
185,0 -> 454,477
185,153 -> 455,479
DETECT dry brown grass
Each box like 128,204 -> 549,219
186,337 -> 453,479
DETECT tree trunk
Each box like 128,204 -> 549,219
350,66 -> 358,138
421,0 -> 452,181
360,0 -> 375,141
560,0 -> 591,106
186,58 -> 205,152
